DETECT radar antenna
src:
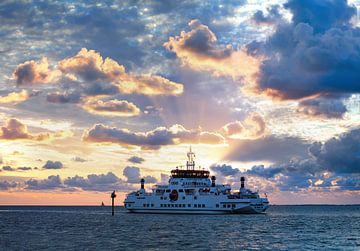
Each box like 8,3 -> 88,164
186,146 -> 195,170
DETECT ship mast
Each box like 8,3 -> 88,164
186,146 -> 195,170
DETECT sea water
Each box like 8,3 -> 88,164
0,205 -> 359,250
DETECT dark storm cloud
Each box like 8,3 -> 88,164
127,156 -> 145,164
284,0 -> 356,33
249,0 -> 360,102
123,166 -> 157,184
42,160 -> 63,169
309,128 -> 360,173
297,97 -> 348,118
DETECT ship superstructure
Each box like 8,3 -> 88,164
124,148 -> 269,214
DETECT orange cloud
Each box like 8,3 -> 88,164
12,57 -> 61,85
164,19 -> 260,83
0,90 -> 29,104
82,98 -> 141,117
59,48 -> 183,96
0,119 -> 68,141
220,113 -> 266,139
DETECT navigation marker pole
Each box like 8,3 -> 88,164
111,190 -> 116,216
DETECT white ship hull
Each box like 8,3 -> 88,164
126,205 -> 268,214
124,148 -> 270,214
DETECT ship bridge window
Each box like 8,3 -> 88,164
216,204 -> 219,208
166,189 -> 171,193
179,189 -> 184,192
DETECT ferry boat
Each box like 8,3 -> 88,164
124,148 -> 269,214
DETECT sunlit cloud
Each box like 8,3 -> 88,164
0,119 -> 69,141
82,98 -> 141,117
0,90 -> 29,104
164,19 -> 261,83
220,112 -> 266,139
13,57 -> 61,85
58,48 -> 184,96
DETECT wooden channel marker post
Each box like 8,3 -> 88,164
111,190 -> 116,216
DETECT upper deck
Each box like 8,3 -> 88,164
171,169 -> 210,179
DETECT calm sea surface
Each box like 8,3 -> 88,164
0,205 -> 359,250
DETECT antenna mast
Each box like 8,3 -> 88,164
186,146 -> 195,170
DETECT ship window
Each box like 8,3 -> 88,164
179,189 -> 184,192
182,196 -> 185,200
171,204 -> 174,207
223,205 -> 226,208
143,204 -> 146,207
160,197 -> 163,200
216,204 -> 219,208
175,204 -> 178,207
194,204 -> 197,208
194,196 -> 197,200
202,204 -> 205,208
151,204 -> 154,207
166,189 -> 171,192
188,204 -> 191,207
232,204 -> 235,208
227,204 -> 231,208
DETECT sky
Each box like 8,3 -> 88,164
1,0 -> 360,205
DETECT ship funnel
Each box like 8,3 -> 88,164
211,176 -> 216,187
140,178 -> 145,189
240,176 -> 245,189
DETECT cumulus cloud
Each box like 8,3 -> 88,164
164,19 -> 260,82
26,175 -> 63,190
210,164 -> 239,177
127,156 -> 145,164
0,180 -> 18,190
0,90 -> 29,104
248,0 -> 360,104
123,166 -> 157,184
297,97 -> 347,118
13,57 -> 61,85
230,128 -> 360,191
220,113 -> 265,139
63,172 -> 133,191
82,98 -> 141,117
42,160 -> 63,169
46,91 -> 81,104
0,119 -> 68,141
0,119 -> 50,141
58,48 -> 183,96
23,172 -> 133,191
83,123 -> 225,149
